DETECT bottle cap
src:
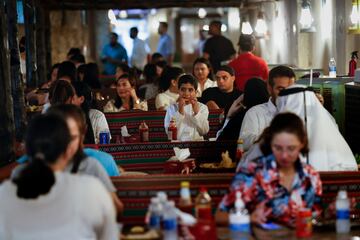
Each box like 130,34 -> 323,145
157,191 -> 168,201
181,181 -> 190,188
199,186 -> 207,193
337,190 -> 348,199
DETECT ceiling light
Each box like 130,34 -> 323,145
349,0 -> 360,34
255,11 -> 267,35
119,10 -> 128,19
198,8 -> 207,19
241,19 -> 253,34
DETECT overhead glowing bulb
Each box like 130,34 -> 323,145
198,8 -> 207,19
299,6 -> 314,29
202,25 -> 209,31
221,24 -> 227,32
350,4 -> 360,25
241,21 -> 253,34
255,19 -> 267,34
119,10 -> 128,19
107,9 -> 116,22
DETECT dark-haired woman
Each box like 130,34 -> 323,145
192,57 -> 216,97
41,79 -> 75,113
104,74 -> 147,112
72,81 -> 110,144
1,114 -> 118,239
216,112 -> 322,227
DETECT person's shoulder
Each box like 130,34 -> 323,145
202,87 -> 219,95
89,108 -> 105,118
247,101 -> 269,113
302,163 -> 320,178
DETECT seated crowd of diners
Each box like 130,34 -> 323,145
0,45 -> 358,238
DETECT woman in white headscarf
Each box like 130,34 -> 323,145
276,84 -> 358,171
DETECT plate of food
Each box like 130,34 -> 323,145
199,151 -> 237,173
121,225 -> 161,240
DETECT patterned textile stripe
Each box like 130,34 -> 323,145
112,173 -> 233,224
99,140 -> 237,172
105,109 -> 223,140
112,172 -> 360,224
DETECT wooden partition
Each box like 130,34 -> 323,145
99,140 -> 237,172
105,109 -> 223,142
113,171 -> 360,224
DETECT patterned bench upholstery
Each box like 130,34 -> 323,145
105,109 -> 223,142
112,171 -> 360,224
99,140 -> 237,172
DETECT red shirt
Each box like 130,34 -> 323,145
229,52 -> 269,91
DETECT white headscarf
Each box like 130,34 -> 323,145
276,84 -> 358,171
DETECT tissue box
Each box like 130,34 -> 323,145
164,158 -> 196,174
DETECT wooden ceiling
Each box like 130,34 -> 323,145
40,0 -> 245,10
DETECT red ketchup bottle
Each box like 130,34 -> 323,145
139,121 -> 149,142
168,117 -> 177,141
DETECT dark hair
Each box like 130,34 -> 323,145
49,80 -> 75,105
151,52 -> 164,63
13,114 -> 71,199
268,65 -> 296,87
259,112 -> 309,156
143,64 -> 158,84
217,65 -> 235,76
110,32 -> 118,38
116,63 -> 130,74
210,20 -> 222,28
238,34 -> 255,52
70,53 -> 86,64
77,64 -> 86,81
193,57 -> 214,80
46,63 -> 61,82
114,74 -> 136,109
159,66 -> 184,91
130,27 -> 138,33
57,61 -> 77,82
243,78 -> 269,108
178,74 -> 198,90
47,104 -> 87,173
72,82 -> 96,144
155,60 -> 167,69
83,63 -> 101,89
67,48 -> 81,58
159,22 -> 168,28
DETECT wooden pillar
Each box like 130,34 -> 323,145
23,0 -> 37,88
6,0 -> 27,141
0,1 -> 16,165
44,9 -> 52,71
35,1 -> 47,85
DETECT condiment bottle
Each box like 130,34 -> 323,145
195,186 -> 212,220
139,121 -> 149,142
168,117 -> 177,141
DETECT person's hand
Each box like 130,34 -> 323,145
206,100 -> 220,110
190,98 -> 199,115
178,97 -> 186,115
250,202 -> 271,225
129,88 -> 138,101
227,95 -> 244,118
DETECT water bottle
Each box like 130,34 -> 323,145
229,191 -> 251,239
148,197 -> 162,230
329,57 -> 337,78
163,201 -> 178,240
336,190 -> 350,233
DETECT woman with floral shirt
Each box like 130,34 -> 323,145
216,112 -> 322,227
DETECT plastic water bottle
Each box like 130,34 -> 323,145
229,192 -> 251,239
329,57 -> 337,77
336,190 -> 350,233
163,201 -> 178,240
148,197 -> 162,230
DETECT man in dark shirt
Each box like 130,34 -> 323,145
203,21 -> 236,72
200,65 -> 241,110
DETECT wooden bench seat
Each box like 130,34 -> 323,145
105,109 -> 223,142
113,171 -> 360,224
99,140 -> 237,172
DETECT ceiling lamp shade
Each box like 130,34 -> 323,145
349,0 -> 360,34
241,17 -> 253,34
198,8 -> 207,19
299,0 -> 316,32
255,11 -> 267,35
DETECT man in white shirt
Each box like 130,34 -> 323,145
165,74 -> 209,141
239,65 -> 296,150
130,27 -> 149,70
